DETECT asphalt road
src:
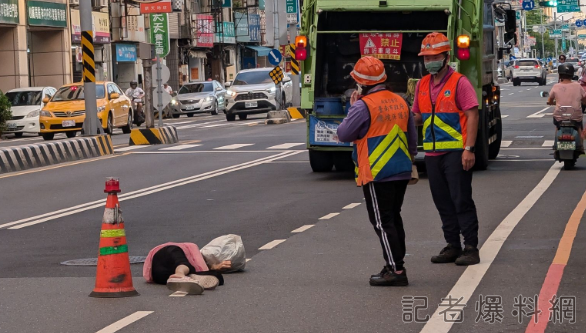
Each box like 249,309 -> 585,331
0,76 -> 585,333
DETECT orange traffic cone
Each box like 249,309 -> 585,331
89,178 -> 139,298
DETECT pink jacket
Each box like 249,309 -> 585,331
143,242 -> 209,282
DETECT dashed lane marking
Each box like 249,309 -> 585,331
246,258 -> 252,262
501,140 -> 513,148
259,239 -> 287,250
267,143 -> 305,149
292,225 -> 314,233
169,291 -> 188,297
542,140 -> 554,147
115,145 -> 150,152
502,115 -> 509,118
419,163 -> 562,333
509,93 -> 514,95
319,213 -> 340,220
343,203 -> 362,209
159,144 -> 202,151
214,144 -> 254,150
95,311 -> 153,333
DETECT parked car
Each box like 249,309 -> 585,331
169,80 -> 226,118
4,87 -> 56,137
224,68 -> 293,121
511,58 -> 547,86
39,82 -> 133,140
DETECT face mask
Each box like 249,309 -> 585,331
356,84 -> 363,95
425,59 -> 445,75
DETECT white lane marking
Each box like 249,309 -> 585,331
509,93 -> 514,95
169,291 -> 188,297
114,146 -> 149,152
419,163 -> 562,333
159,144 -> 202,151
267,143 -> 304,149
527,88 -> 532,91
501,147 -> 549,150
133,150 -> 304,154
95,311 -> 153,333
2,151 -> 300,229
527,107 -> 550,118
166,120 -> 197,125
501,115 -> 509,118
493,159 -> 553,162
343,203 -> 362,209
319,213 -> 340,220
201,124 -> 227,128
542,140 -> 555,147
259,239 -> 286,250
500,140 -> 513,148
292,225 -> 314,233
518,90 -> 523,93
246,258 -> 252,262
237,121 -> 262,126
214,144 -> 254,150
175,120 -> 225,129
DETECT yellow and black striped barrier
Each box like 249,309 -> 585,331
0,135 -> 113,174
81,31 -> 95,82
287,107 -> 306,119
129,126 -> 179,146
290,43 -> 300,75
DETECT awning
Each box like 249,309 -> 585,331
246,45 -> 272,57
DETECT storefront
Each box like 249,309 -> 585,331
27,0 -> 71,88
213,21 -> 236,83
110,7 -> 146,89
188,14 -> 213,82
112,43 -> 138,90
70,9 -> 111,82
235,12 -> 264,70
0,0 -> 26,92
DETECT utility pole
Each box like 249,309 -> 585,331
541,8 -> 545,58
156,57 -> 163,128
288,23 -> 301,107
143,59 -> 154,128
555,12 -> 558,59
80,0 -> 99,136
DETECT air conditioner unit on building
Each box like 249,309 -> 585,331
91,0 -> 107,8
70,0 -> 79,6
224,50 -> 234,66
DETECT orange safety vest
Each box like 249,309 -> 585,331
353,90 -> 412,186
418,72 -> 468,152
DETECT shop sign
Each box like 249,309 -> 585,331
150,13 -> 170,57
214,22 -> 235,44
235,13 -> 260,43
70,9 -> 110,44
116,44 -> 137,62
359,33 -> 403,60
194,14 -> 214,47
27,1 -> 66,28
140,0 -> 172,14
0,0 -> 18,25
125,16 -> 146,42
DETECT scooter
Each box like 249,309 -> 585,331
131,97 -> 145,126
554,107 -> 582,170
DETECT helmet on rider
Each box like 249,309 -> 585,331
419,32 -> 452,75
350,56 -> 387,91
558,63 -> 574,80
130,80 -> 138,88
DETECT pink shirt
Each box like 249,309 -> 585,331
143,242 -> 209,283
412,68 -> 479,156
549,82 -> 586,122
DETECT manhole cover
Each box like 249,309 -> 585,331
60,256 -> 147,266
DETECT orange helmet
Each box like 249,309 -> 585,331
350,56 -> 387,86
418,32 -> 452,56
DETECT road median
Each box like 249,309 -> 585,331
0,135 -> 113,174
129,126 -> 179,145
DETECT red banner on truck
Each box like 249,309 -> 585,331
359,33 -> 403,60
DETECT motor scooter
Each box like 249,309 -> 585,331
131,96 -> 145,126
554,106 -> 582,170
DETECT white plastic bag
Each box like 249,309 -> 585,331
200,234 -> 246,272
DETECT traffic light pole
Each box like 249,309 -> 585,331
80,0 -> 99,136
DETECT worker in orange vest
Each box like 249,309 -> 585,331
413,32 -> 481,266
337,56 -> 417,286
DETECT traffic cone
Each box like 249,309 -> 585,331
89,178 -> 139,298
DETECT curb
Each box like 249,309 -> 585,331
0,135 -> 113,174
129,126 -> 179,145
265,110 -> 291,125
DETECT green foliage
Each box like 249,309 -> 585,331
525,10 -> 556,58
0,90 -> 12,135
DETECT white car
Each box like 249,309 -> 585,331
4,87 -> 56,137
224,68 -> 292,121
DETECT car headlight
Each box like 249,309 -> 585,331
171,99 -> 177,105
205,96 -> 213,102
267,87 -> 277,94
26,110 -> 40,118
227,89 -> 236,97
97,106 -> 106,113
40,111 -> 52,117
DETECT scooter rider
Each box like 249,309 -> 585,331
125,80 -> 145,124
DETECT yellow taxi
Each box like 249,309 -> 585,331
39,81 -> 134,140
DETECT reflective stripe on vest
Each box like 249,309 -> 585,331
353,90 -> 412,186
418,72 -> 467,152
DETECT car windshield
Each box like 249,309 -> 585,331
566,58 -> 580,64
517,60 -> 538,66
5,91 -> 42,106
51,85 -> 106,101
233,71 -> 273,85
178,83 -> 213,94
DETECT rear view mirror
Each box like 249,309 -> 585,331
224,81 -> 232,88
283,76 -> 292,83
43,96 -> 50,103
110,92 -> 120,99
216,87 -> 222,91
540,91 -> 549,98
504,10 -> 518,47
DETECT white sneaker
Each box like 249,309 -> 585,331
188,274 -> 220,290
166,276 -> 204,295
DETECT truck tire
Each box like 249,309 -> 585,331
474,109 -> 489,171
309,150 -> 334,172
333,151 -> 354,173
488,106 -> 503,160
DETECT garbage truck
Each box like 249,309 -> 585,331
297,0 -> 515,172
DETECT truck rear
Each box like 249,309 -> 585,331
298,0 -> 505,172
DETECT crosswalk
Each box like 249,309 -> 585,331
501,138 -> 555,148
114,142 -> 306,153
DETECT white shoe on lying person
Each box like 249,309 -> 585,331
188,274 -> 220,290
166,276 -> 204,295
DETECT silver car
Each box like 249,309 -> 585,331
169,80 -> 227,118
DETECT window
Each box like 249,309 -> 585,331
5,91 -> 42,106
178,83 -> 213,94
517,60 -> 538,67
233,71 -> 273,85
52,85 -> 106,101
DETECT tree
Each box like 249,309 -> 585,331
0,90 -> 12,137
525,10 -> 556,57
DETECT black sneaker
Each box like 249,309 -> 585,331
371,265 -> 392,278
369,267 -> 408,286
455,245 -> 480,266
431,244 -> 462,263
